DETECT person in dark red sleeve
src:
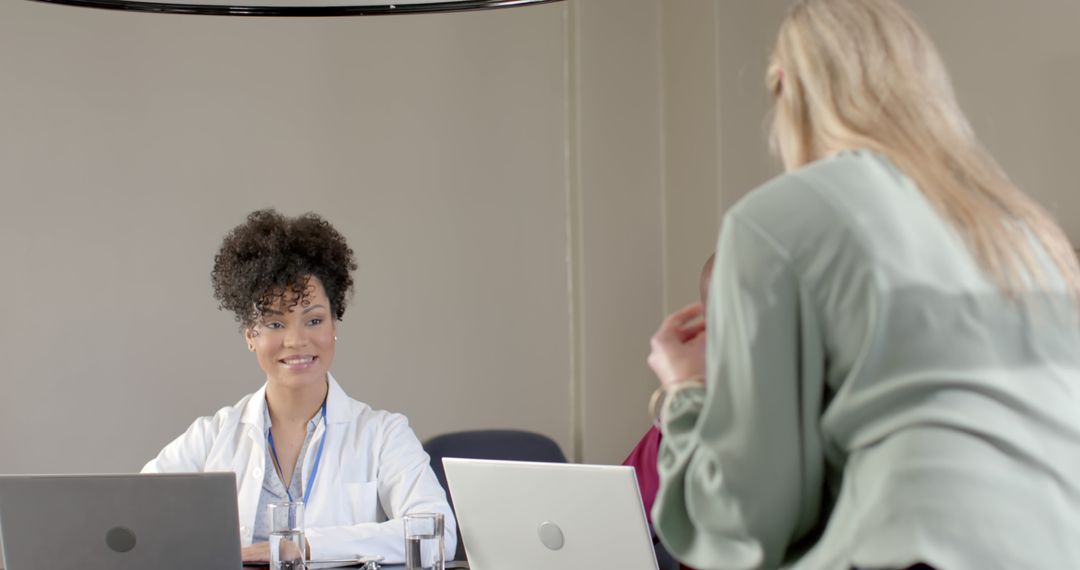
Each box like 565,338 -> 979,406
624,254 -> 713,570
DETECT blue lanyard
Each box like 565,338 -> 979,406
267,402 -> 327,505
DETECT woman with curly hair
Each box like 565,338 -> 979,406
143,209 -> 455,564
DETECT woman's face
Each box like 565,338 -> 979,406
244,276 -> 336,391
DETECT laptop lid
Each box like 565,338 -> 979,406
0,472 -> 242,570
442,458 -> 659,570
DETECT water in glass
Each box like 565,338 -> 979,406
270,529 -> 306,570
406,532 -> 442,570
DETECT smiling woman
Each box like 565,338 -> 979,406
212,210 -> 352,395
141,209 -> 456,564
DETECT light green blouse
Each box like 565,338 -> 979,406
654,151 -> 1080,570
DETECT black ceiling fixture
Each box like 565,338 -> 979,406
26,0 -> 561,17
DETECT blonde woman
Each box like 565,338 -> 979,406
646,1 -> 1080,569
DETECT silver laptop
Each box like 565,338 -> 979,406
0,472 -> 242,570
443,458 -> 659,570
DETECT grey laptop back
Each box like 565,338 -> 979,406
443,458 -> 659,570
0,472 -> 242,570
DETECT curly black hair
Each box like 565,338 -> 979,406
211,209 -> 357,329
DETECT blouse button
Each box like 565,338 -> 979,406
253,468 -> 263,478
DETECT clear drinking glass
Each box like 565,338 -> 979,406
403,512 -> 445,570
268,501 -> 307,570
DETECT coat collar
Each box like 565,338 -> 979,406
239,372 -> 350,428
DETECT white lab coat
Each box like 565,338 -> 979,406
142,373 -> 456,563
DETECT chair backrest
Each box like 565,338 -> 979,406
423,429 -> 567,561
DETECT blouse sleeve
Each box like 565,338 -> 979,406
653,213 -> 825,570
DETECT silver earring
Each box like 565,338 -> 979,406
334,335 -> 338,342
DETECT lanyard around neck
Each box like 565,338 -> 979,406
267,401 -> 327,505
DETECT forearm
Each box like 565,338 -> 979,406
306,512 -> 457,563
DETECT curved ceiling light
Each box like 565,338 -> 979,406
26,0 -> 562,17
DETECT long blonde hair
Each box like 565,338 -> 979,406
767,0 -> 1080,297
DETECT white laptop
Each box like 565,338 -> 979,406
0,472 -> 242,570
443,458 -> 659,570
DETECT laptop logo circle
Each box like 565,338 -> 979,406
105,526 -> 137,553
537,521 -> 564,551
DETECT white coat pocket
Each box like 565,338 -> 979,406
344,481 -> 380,523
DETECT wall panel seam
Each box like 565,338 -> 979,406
563,0 -> 586,463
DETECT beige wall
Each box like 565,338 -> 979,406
660,0 -> 787,311
1,0 -> 1078,481
0,1 -> 578,473
660,0 -> 722,311
0,0 -> 674,475
905,0 -> 1080,242
572,0 -> 665,464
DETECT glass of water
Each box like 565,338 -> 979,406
403,512 -> 444,570
268,501 -> 307,570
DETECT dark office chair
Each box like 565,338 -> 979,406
654,537 -> 682,570
423,429 -> 567,564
